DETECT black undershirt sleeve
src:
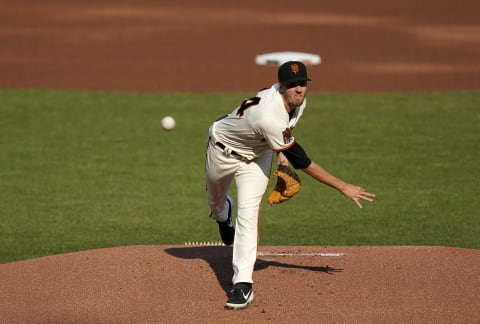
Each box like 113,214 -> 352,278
282,141 -> 312,169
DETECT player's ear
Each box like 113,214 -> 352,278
279,84 -> 286,94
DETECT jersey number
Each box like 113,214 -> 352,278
236,96 -> 260,117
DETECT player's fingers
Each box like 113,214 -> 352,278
358,191 -> 375,200
353,198 -> 363,208
359,195 -> 374,202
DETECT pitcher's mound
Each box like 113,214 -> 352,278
1,245 -> 479,323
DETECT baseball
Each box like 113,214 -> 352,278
161,116 -> 176,131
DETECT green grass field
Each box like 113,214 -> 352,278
1,89 -> 479,264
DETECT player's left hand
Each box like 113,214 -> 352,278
340,183 -> 376,208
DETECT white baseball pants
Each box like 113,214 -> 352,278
205,136 -> 272,284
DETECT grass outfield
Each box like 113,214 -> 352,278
1,89 -> 479,263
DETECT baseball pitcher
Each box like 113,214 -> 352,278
205,61 -> 375,309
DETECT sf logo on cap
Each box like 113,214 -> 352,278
291,63 -> 299,74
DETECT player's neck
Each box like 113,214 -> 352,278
281,95 -> 295,113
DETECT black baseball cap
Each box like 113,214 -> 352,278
278,61 -> 312,85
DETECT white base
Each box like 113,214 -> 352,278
255,51 -> 321,66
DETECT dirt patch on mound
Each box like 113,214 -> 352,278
1,245 -> 479,323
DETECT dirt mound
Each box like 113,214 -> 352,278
1,245 -> 479,323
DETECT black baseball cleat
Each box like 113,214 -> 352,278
217,196 -> 235,246
225,283 -> 254,309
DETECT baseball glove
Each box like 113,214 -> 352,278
267,164 -> 301,205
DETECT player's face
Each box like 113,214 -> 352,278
282,81 -> 307,109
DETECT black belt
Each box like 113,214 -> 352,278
215,142 -> 244,159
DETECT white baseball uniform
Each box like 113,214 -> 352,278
205,83 -> 306,284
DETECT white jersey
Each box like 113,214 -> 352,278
211,83 -> 306,161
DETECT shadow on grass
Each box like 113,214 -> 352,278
165,246 -> 342,295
